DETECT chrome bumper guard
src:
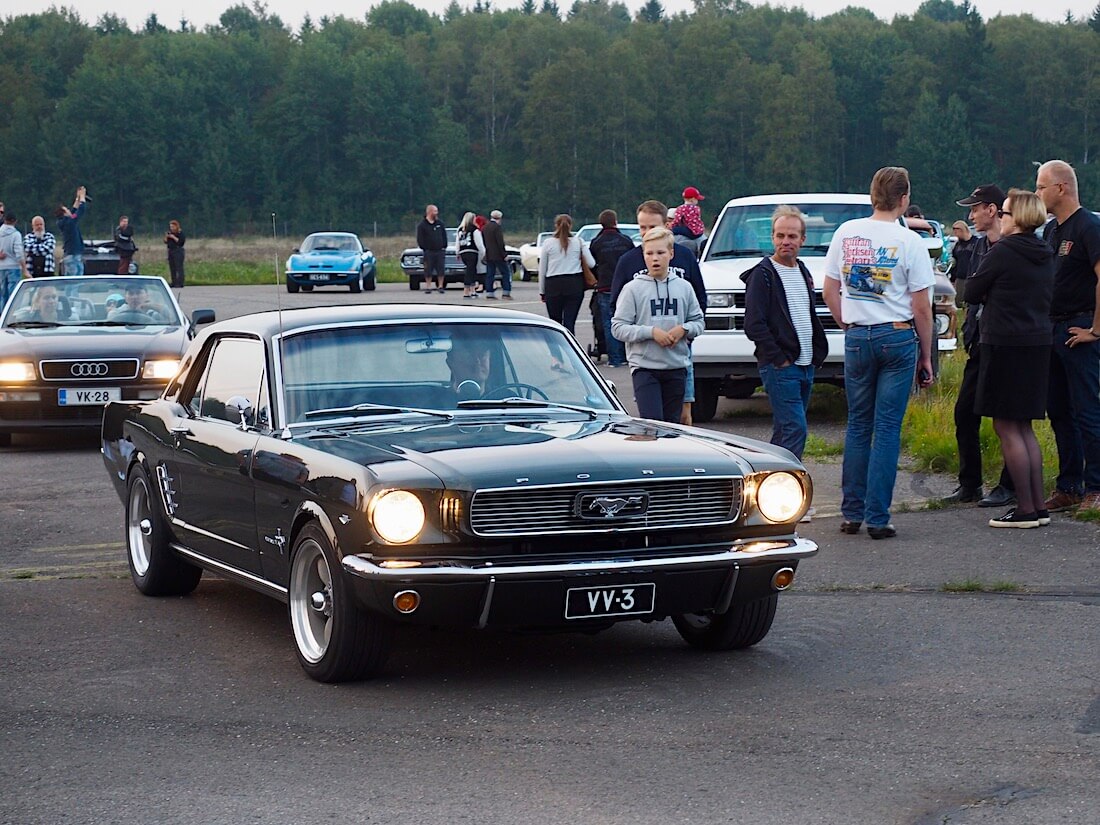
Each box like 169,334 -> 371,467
342,536 -> 818,582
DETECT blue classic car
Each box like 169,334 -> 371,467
285,232 -> 376,294
102,304 -> 816,682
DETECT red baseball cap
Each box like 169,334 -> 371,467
682,186 -> 705,200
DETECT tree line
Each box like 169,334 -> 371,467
0,0 -> 1097,241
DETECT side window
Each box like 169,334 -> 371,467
194,337 -> 265,424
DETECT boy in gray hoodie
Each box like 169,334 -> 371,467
612,227 -> 705,422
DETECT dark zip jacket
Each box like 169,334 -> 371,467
962,232 -> 1054,347
740,256 -> 828,368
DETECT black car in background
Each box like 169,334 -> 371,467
59,239 -> 138,276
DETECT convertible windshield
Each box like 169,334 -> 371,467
705,202 -> 873,260
280,322 -> 617,424
300,234 -> 362,253
1,277 -> 181,327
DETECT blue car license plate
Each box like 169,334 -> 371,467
308,274 -> 328,281
565,583 -> 655,619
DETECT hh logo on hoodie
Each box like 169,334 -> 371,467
650,296 -> 679,316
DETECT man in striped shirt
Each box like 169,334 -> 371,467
740,205 -> 827,459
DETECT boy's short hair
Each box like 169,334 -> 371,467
598,209 -> 617,229
641,226 -> 674,250
636,200 -> 669,219
771,205 -> 806,234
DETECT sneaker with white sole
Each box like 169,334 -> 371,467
799,506 -> 816,523
989,508 -> 1040,528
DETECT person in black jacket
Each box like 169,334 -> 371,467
963,189 -> 1055,529
416,204 -> 448,293
590,209 -> 636,368
741,205 -> 827,460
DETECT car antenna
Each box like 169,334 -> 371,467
272,212 -> 291,440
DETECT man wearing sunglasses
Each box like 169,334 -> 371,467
1037,159 -> 1100,515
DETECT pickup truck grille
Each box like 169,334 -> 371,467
705,290 -> 839,331
470,477 -> 742,536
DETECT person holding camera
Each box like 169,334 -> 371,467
55,186 -> 87,276
165,220 -> 185,287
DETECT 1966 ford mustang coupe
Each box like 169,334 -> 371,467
102,304 -> 817,682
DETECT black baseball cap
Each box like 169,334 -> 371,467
956,184 -> 1006,207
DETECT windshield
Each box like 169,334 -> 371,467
301,234 -> 361,253
280,322 -> 617,424
705,202 -> 873,259
2,277 -> 181,327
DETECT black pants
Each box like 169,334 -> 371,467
168,248 -> 185,287
632,368 -> 687,422
954,347 -> 1013,491
460,252 -> 478,288
544,273 -> 584,334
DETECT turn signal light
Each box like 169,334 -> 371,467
393,590 -> 421,614
772,567 -> 795,591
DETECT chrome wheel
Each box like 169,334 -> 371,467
127,474 -> 154,576
290,538 -> 333,664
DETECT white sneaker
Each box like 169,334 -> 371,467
799,506 -> 816,523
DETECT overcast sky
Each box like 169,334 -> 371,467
12,0 -> 1097,31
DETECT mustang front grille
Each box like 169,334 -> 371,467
469,477 -> 742,536
40,358 -> 140,381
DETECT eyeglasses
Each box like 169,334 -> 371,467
1035,182 -> 1064,192
998,209 -> 1012,217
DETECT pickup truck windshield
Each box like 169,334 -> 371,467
705,202 -> 873,260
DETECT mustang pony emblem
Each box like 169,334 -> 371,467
576,492 -> 649,519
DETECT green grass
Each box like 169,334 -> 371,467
803,433 -> 844,457
139,259 -> 406,286
941,578 -> 1022,593
1073,507 -> 1100,523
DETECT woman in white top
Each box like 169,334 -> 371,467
538,213 -> 595,335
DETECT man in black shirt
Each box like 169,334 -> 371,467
416,204 -> 448,293
589,209 -> 636,368
946,184 -> 1015,507
1037,160 -> 1100,514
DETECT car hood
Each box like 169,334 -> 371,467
299,416 -> 796,490
286,251 -> 364,270
0,324 -> 189,360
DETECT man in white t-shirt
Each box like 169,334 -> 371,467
823,166 -> 935,540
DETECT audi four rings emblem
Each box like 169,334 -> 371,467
70,362 -> 109,377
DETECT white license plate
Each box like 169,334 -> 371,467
58,387 -> 121,406
565,583 -> 655,619
308,273 -> 329,281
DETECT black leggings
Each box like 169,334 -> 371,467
461,252 -> 478,287
544,273 -> 585,334
168,248 -> 185,287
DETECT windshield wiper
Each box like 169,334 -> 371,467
6,320 -> 61,328
707,248 -> 765,259
303,402 -> 453,421
456,398 -> 598,419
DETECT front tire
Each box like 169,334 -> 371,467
126,465 -> 201,596
673,594 -> 778,650
692,379 -> 720,424
349,273 -> 362,294
409,272 -> 422,291
362,269 -> 376,291
286,279 -> 300,294
288,524 -> 393,682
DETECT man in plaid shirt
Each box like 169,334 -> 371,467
24,215 -> 56,277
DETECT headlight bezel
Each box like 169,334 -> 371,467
142,358 -> 182,380
0,361 -> 37,382
369,489 -> 427,545
755,471 -> 806,523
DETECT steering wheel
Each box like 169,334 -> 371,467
482,382 -> 549,401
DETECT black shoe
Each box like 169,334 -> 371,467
1036,509 -> 1051,526
978,485 -> 1016,508
988,508 -> 1039,528
867,524 -> 897,540
840,520 -> 862,534
943,485 -> 982,504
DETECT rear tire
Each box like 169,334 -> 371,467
288,524 -> 393,682
126,465 -> 201,596
286,280 -> 300,294
673,594 -> 778,651
692,379 -> 720,424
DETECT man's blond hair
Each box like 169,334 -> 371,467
771,205 -> 806,234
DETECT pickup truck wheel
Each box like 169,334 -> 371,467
726,379 -> 758,400
692,379 -> 720,423
673,594 -> 778,651
289,524 -> 393,683
286,280 -> 300,294
126,465 -> 201,596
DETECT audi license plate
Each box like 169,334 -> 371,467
58,387 -> 121,406
308,273 -> 328,281
565,583 -> 655,619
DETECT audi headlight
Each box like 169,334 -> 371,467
370,490 -> 426,544
0,362 -> 36,382
707,293 -> 734,308
142,359 -> 181,380
756,472 -> 805,523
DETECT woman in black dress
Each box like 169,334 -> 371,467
963,189 -> 1055,528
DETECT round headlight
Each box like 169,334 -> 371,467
756,472 -> 805,523
370,490 -> 426,544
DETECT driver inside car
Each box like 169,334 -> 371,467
446,335 -> 494,401
108,284 -> 163,322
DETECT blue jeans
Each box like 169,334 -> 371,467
0,269 -> 21,309
597,292 -> 626,366
760,362 -> 815,459
484,260 -> 511,294
62,254 -> 84,276
1048,315 -> 1100,494
841,325 -> 918,527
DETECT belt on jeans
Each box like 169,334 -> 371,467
1051,310 -> 1093,322
849,320 -> 914,329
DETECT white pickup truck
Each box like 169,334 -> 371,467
691,193 -> 957,423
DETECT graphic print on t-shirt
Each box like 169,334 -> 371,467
841,237 -> 899,302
